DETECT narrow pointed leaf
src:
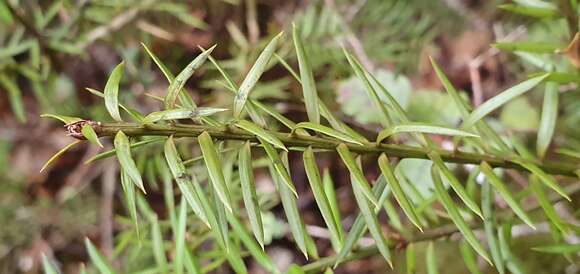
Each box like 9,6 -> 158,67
81,124 -> 103,148
165,45 -> 216,109
462,74 -> 548,129
84,88 -> 144,122
426,242 -> 438,274
429,152 -> 483,219
530,176 -> 569,234
294,122 -> 364,145
323,169 -> 342,236
234,32 -> 283,117
228,214 -> 279,273
537,82 -> 559,159
480,162 -> 535,228
336,144 -> 379,208
42,254 -> 58,274
431,166 -> 492,264
120,170 -> 139,237
377,123 -> 479,143
459,241 -> 484,274
174,198 -> 187,274
482,181 -> 506,274
532,243 -> 580,253
198,132 -> 234,213
85,238 -> 115,274
164,136 -> 210,226
378,153 -> 423,231
514,160 -> 570,201
190,172 -> 228,249
293,24 -> 319,124
351,174 -> 392,267
40,140 -> 81,172
143,107 -> 227,124
238,141 -> 264,248
86,137 -> 163,164
492,42 -> 561,53
151,215 -> 169,273
40,114 -> 81,124
304,147 -> 344,251
104,62 -> 125,122
0,73 -> 26,122
236,120 -> 287,151
114,131 -> 146,194
260,138 -> 297,196
406,243 -> 416,274
318,101 -> 368,144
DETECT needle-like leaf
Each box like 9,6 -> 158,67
174,198 -> 187,274
406,243 -> 416,274
238,141 -> 265,248
480,162 -> 535,228
514,160 -> 570,201
85,238 -> 115,274
336,144 -> 380,208
293,24 -> 319,124
537,82 -> 559,159
426,242 -> 438,274
233,32 -> 283,117
40,114 -> 81,124
42,254 -> 58,274
431,165 -> 492,264
104,62 -> 125,122
378,153 -> 423,231
376,123 -> 479,144
165,45 -> 216,110
294,122 -> 364,145
120,170 -> 139,237
532,243 -> 580,253
114,131 -> 146,194
260,138 -> 298,197
530,176 -> 569,235
150,215 -> 169,273
235,120 -> 287,151
481,181 -> 505,274
197,132 -> 234,213
40,140 -> 81,172
81,124 -> 103,148
459,240 -> 484,274
143,107 -> 227,124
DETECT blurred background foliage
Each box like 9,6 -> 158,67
0,0 -> 578,273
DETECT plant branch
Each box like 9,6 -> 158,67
90,122 -> 579,176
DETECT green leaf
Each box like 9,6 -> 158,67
235,120 -> 287,151
498,4 -> 559,18
532,243 -> 580,253
293,24 -> 319,124
40,140 -> 81,172
492,42 -> 562,53
198,132 -> 234,213
461,74 -> 548,129
165,45 -> 216,109
429,152 -> 483,219
406,243 -> 416,274
514,160 -> 570,201
459,241 -> 483,274
426,242 -> 438,274
163,136 -> 209,226
120,170 -> 139,237
104,62 -> 125,122
537,82 -> 559,159
174,198 -> 187,274
0,0 -> 13,24
150,215 -> 169,273
336,144 -> 380,208
318,101 -> 368,144
323,169 -> 342,236
260,138 -> 298,197
114,131 -> 146,193
252,100 -> 297,130
81,124 -> 103,148
377,123 -> 479,143
294,122 -> 364,145
84,88 -> 144,122
85,238 -> 115,274
42,254 -> 59,274
143,107 -> 227,124
0,73 -> 26,122
431,165 -> 492,264
378,153 -> 423,231
86,137 -> 164,164
350,173 -> 392,267
481,182 -> 506,274
238,141 -> 265,248
480,162 -> 535,228
40,114 -> 81,124
234,32 -> 283,118
304,147 -> 344,251
529,176 -> 569,234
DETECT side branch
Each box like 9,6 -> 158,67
93,122 -> 579,176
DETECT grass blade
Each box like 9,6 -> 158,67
197,132 -> 234,213
536,82 -> 559,159
426,242 -> 438,274
376,123 -> 479,144
238,141 -> 265,248
429,152 -> 483,219
350,173 -> 393,267
104,62 -> 125,122
234,32 -> 283,118
81,124 -> 103,148
85,238 -> 115,274
164,136 -> 209,226
260,138 -> 297,197
336,144 -> 379,208
294,122 -> 364,145
378,153 -> 423,231
40,140 -> 81,172
304,147 -> 344,251
235,120 -> 287,151
143,107 -> 227,124
480,162 -> 535,228
462,74 -> 548,129
293,24 -> 319,124
164,45 -> 216,109
431,165 -> 492,264
114,131 -> 146,194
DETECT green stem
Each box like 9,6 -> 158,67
93,122 -> 578,176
